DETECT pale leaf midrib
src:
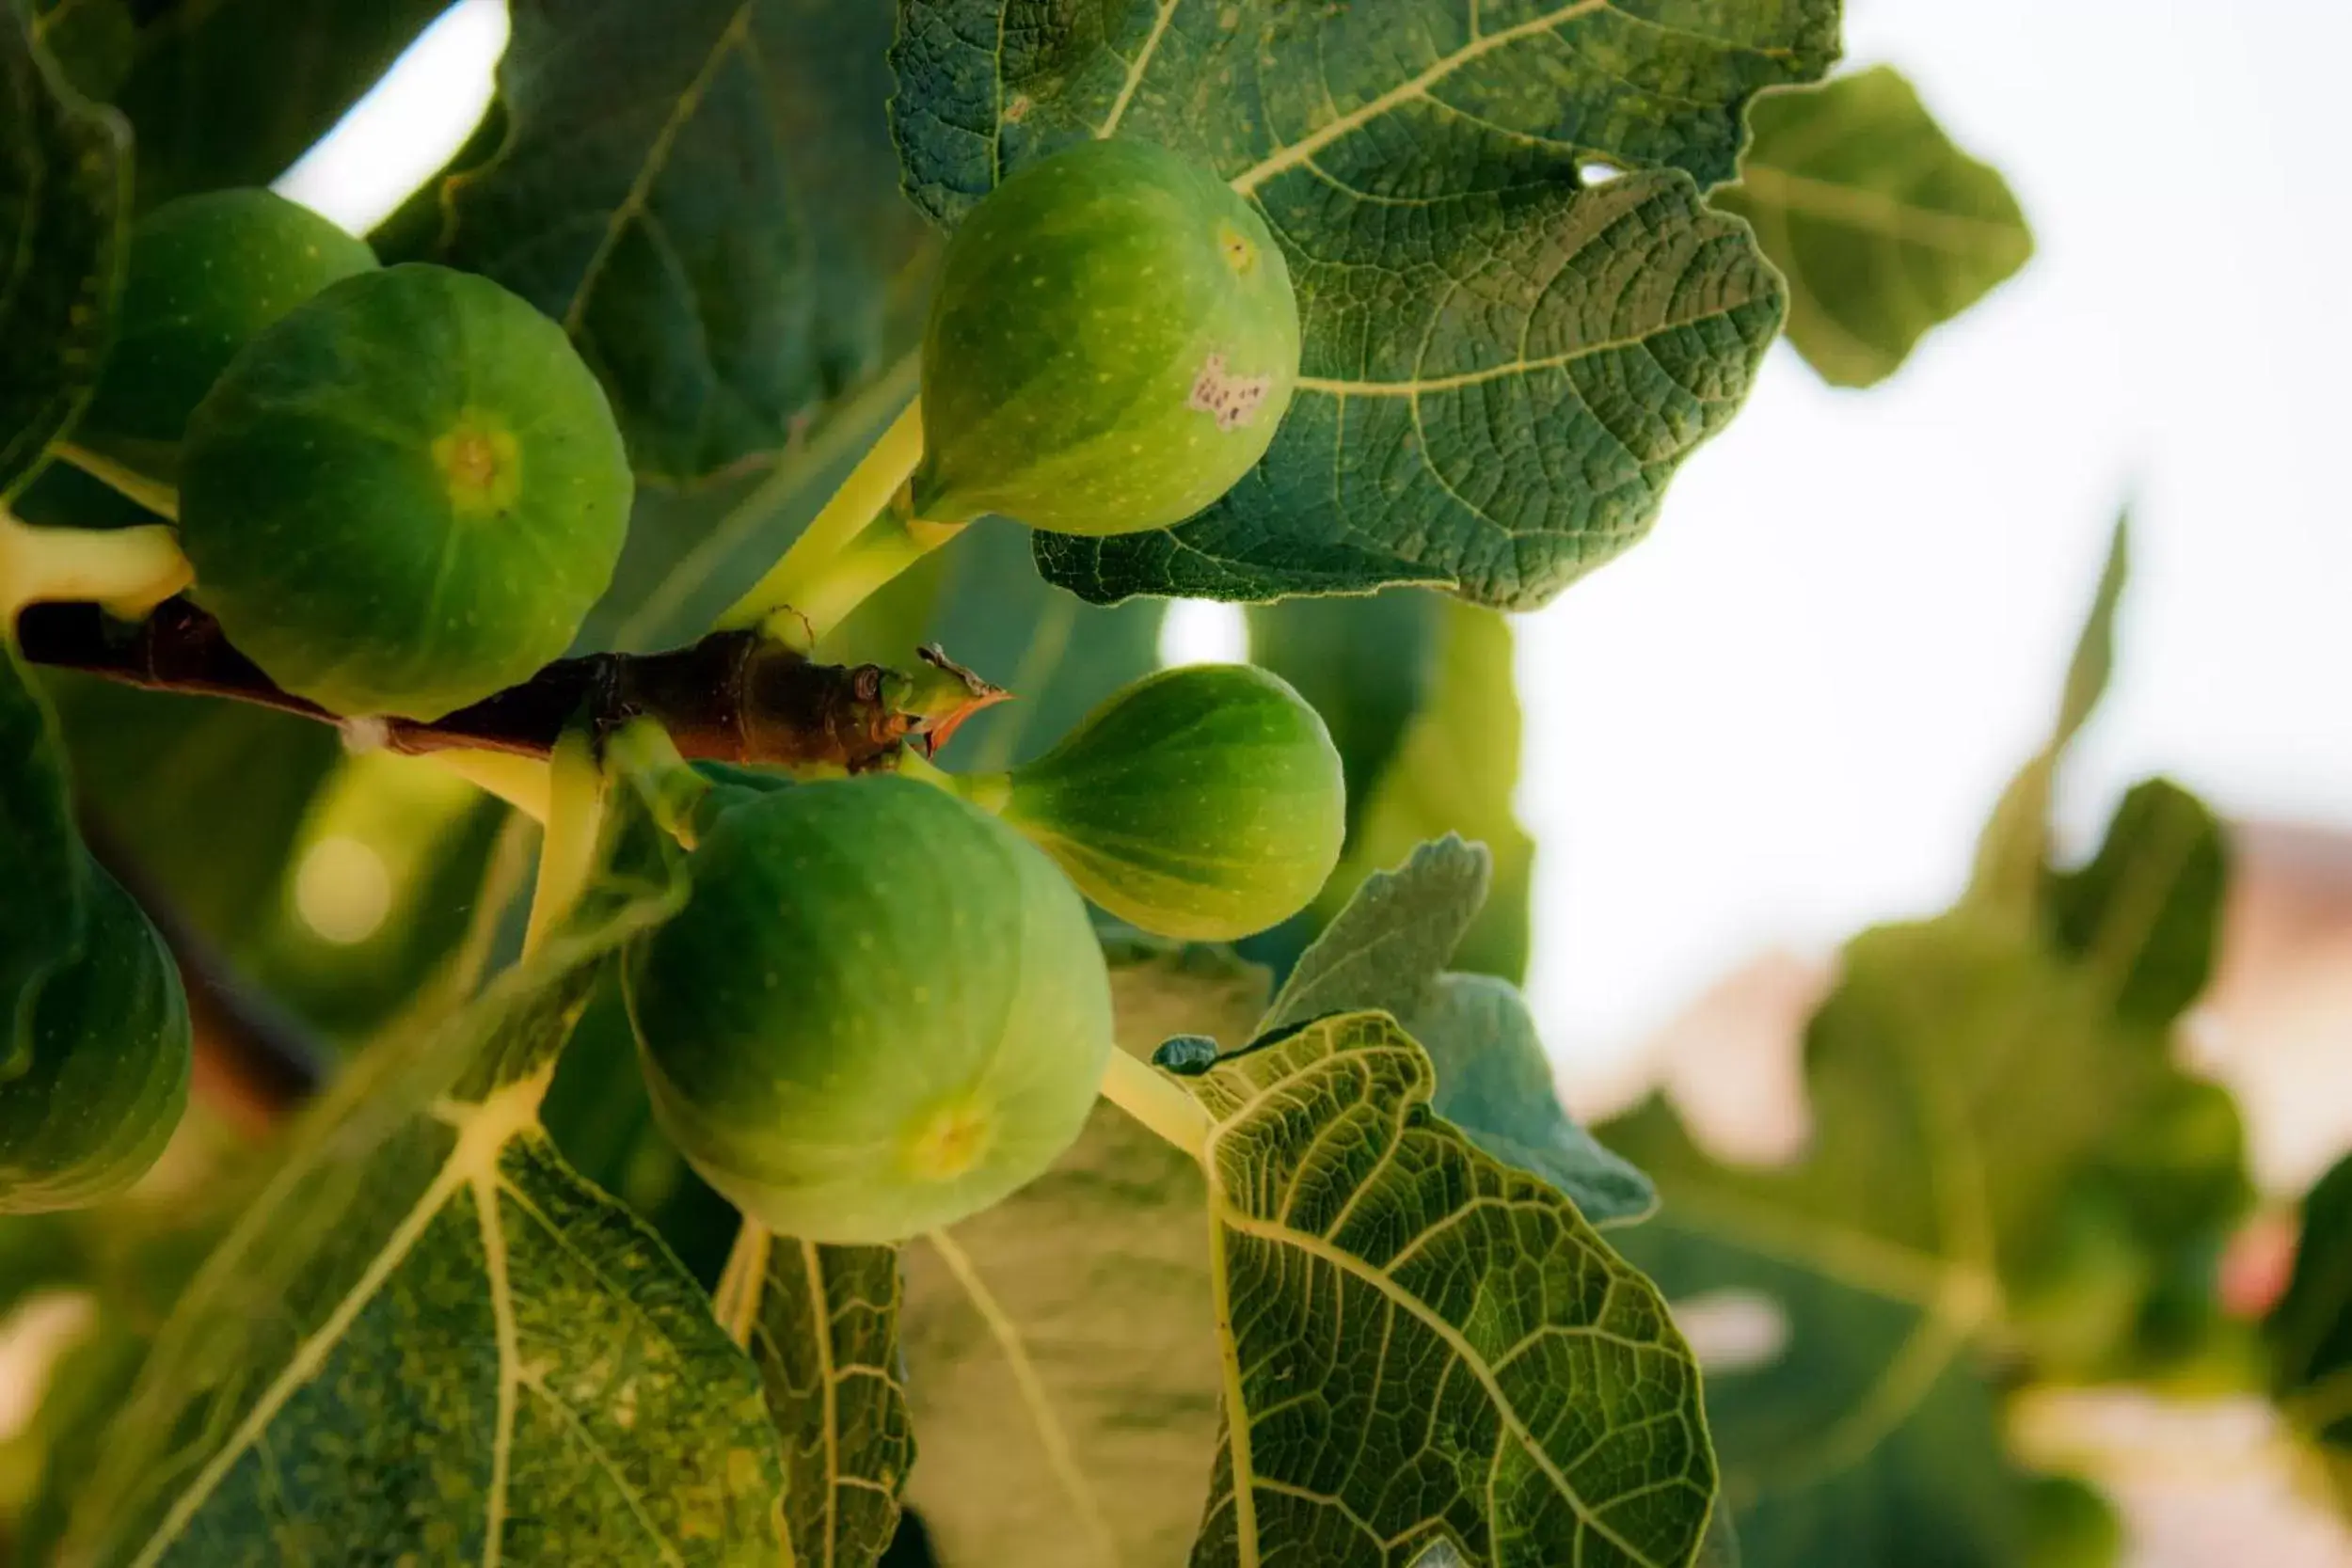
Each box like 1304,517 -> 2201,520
1232,0 -> 1611,197
1096,0 -> 1181,138
558,2 -> 755,334
123,1074 -> 552,1567
1734,163 -> 2027,259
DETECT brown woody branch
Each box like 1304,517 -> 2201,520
15,598 -> 929,774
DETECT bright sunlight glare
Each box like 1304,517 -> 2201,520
1157,597 -> 1249,669
272,0 -> 509,235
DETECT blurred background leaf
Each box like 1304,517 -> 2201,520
1715,66 -> 2033,388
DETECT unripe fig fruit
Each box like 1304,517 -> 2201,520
179,263 -> 630,721
914,138 -> 1300,534
990,663 -> 1343,942
78,189 -> 378,478
1,861 -> 192,1214
624,776 -> 1113,1244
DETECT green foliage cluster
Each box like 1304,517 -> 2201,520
1,3 -> 2340,1567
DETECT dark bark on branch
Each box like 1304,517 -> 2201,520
15,598 -> 921,773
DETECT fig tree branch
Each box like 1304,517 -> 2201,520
14,598 -> 937,774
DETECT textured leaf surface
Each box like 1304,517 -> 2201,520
898,938 -> 1268,1567
1186,1011 -> 1713,1566
441,0 -> 933,483
725,1230 -> 914,1568
58,752 -> 789,1565
1714,67 -> 2031,388
2,5 -> 128,501
893,0 -> 1837,608
1261,835 -> 1491,1035
1416,973 -> 1655,1227
1606,777 -> 2244,1566
2268,1150 -> 2352,1501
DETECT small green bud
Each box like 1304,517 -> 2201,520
624,776 -> 1113,1244
994,663 -> 1344,942
78,188 -> 379,479
914,138 -> 1301,535
179,263 -> 631,721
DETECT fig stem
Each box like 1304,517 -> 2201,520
53,441 -> 181,522
1099,1046 -> 1212,1160
717,398 -> 928,636
522,728 -> 607,958
712,1219 -> 772,1350
894,747 -> 1012,815
754,508 -> 969,653
0,509 -> 193,626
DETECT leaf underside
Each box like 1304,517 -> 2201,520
441,0 -> 933,484
1,5 -> 128,502
1188,1012 -> 1713,1567
739,1233 -> 915,1568
891,0 -> 1839,608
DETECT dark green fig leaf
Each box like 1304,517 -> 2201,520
0,644 -> 190,1215
914,138 -> 1299,536
1181,1011 -> 1714,1566
2,3 -> 129,503
2023,1473 -> 2122,1568
893,0 -> 1837,608
179,262 -> 632,721
626,776 -> 1113,1244
439,0 -> 934,483
1413,973 -> 1655,1228
1714,67 -> 2033,389
77,187 -> 378,479
2267,1149 -> 2352,1508
718,1229 -> 916,1568
987,662 -> 1343,942
81,0 -> 452,213
57,735 -> 793,1563
1605,784 -> 2245,1564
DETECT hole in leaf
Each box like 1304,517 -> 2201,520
1158,598 -> 1249,668
1671,1289 -> 1790,1374
1580,161 -> 1626,185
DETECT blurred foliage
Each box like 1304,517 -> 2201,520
1716,66 -> 2035,388
1605,522 -> 2255,1566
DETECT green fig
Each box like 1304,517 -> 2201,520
914,137 -> 1300,535
178,262 -> 631,721
969,662 -> 1344,942
1,859 -> 192,1214
624,776 -> 1112,1244
77,188 -> 379,479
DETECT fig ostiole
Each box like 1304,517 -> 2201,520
177,262 -> 631,722
939,663 -> 1345,942
1,860 -> 192,1214
76,188 -> 379,482
623,775 -> 1113,1245
913,137 -> 1301,537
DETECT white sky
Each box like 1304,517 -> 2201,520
1520,0 -> 2352,1063
280,1 -> 2352,1072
